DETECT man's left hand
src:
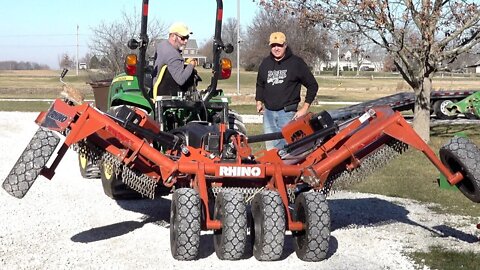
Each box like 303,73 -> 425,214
292,104 -> 310,120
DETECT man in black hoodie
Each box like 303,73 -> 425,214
255,32 -> 319,150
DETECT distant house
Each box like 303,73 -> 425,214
468,59 -> 480,74
155,39 -> 207,65
313,50 -> 382,74
182,39 -> 207,65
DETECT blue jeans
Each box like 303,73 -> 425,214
263,108 -> 295,150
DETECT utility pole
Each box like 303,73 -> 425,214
76,25 -> 79,76
336,37 -> 340,77
236,0 -> 240,95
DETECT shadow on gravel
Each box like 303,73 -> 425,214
329,197 -> 478,243
329,197 -> 411,230
432,225 -> 479,243
70,197 -> 171,243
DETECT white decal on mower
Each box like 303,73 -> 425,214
218,166 -> 262,177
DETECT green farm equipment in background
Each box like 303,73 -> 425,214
446,91 -> 480,119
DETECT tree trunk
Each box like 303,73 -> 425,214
412,77 -> 432,142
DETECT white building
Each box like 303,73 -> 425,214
313,50 -> 382,74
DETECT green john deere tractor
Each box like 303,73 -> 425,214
445,91 -> 480,119
78,0 -> 246,199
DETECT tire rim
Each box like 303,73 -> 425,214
440,100 -> 455,116
79,154 -> 87,169
103,161 -> 113,180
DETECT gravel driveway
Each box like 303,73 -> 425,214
0,112 -> 479,269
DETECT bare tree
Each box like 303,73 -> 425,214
223,18 -> 243,67
243,8 -> 330,71
89,8 -> 167,75
259,0 -> 480,141
59,53 -> 75,69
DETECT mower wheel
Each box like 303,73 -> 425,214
433,99 -> 457,120
2,127 -> 60,199
78,152 -> 100,179
250,190 -> 285,261
440,136 -> 480,203
170,188 -> 201,260
213,190 -> 247,260
100,157 -> 141,200
293,192 -> 330,262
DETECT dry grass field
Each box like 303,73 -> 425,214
0,69 -> 479,104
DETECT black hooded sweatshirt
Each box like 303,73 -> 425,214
255,47 -> 318,111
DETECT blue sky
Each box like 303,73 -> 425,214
0,0 -> 260,69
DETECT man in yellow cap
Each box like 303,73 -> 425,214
255,32 -> 319,150
153,22 -> 198,96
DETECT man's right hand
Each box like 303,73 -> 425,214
256,101 -> 264,114
185,58 -> 197,67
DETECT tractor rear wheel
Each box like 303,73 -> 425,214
100,157 -> 141,200
170,188 -> 201,260
433,99 -> 457,120
213,190 -> 247,260
293,192 -> 330,262
2,127 -> 60,199
250,190 -> 285,261
440,136 -> 480,202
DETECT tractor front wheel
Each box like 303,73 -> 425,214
250,190 -> 285,261
213,190 -> 247,260
293,192 -> 330,262
170,188 -> 201,260
440,136 -> 480,202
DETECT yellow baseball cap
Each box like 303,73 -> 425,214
169,22 -> 193,36
269,32 -> 286,45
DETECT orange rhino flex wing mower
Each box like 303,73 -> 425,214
3,101 -> 480,261
3,0 -> 480,263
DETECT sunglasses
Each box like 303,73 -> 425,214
176,34 -> 189,41
270,43 -> 285,48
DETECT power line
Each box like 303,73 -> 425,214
0,45 -> 88,48
0,34 -> 91,38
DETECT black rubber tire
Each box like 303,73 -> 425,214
2,127 -> 60,199
293,192 -> 330,262
213,190 -> 247,260
100,157 -> 141,200
433,99 -> 457,120
250,190 -> 285,261
78,152 -> 100,179
170,188 -> 201,260
440,136 -> 480,203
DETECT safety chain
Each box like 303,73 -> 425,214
101,152 -> 157,199
209,186 -> 297,204
72,140 -> 103,165
121,165 -> 157,199
320,139 -> 409,195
